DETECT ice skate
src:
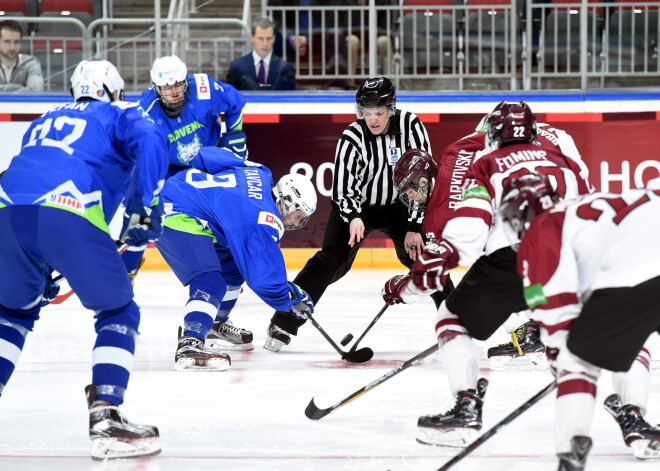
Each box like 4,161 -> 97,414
205,320 -> 254,351
416,378 -> 488,447
263,323 -> 292,353
487,321 -> 547,371
85,384 -> 160,461
604,393 -> 660,459
174,335 -> 231,371
557,435 -> 592,471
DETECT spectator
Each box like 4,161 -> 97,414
0,20 -> 44,93
226,17 -> 295,91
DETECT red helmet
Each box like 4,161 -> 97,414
393,149 -> 439,211
500,173 -> 557,242
487,101 -> 537,148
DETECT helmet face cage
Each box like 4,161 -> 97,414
487,101 -> 537,148
355,77 -> 396,119
500,173 -> 556,244
274,174 -> 317,231
393,149 -> 438,212
70,60 -> 125,103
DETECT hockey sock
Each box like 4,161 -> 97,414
215,285 -> 241,323
554,345 -> 600,454
121,246 -> 146,273
92,302 -> 140,405
612,346 -> 651,414
184,272 -> 225,339
0,314 -> 31,395
434,303 -> 478,394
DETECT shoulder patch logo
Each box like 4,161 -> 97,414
193,73 -> 211,100
258,211 -> 284,241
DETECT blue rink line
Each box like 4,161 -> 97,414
4,90 -> 660,105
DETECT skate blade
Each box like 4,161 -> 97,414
205,339 -> 254,352
415,426 -> 478,448
488,351 -> 548,371
263,337 -> 286,353
173,357 -> 231,371
91,437 -> 161,460
632,439 -> 660,460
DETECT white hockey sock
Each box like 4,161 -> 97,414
435,303 -> 478,394
612,346 -> 651,414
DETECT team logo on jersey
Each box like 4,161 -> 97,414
258,211 -> 284,241
176,135 -> 202,165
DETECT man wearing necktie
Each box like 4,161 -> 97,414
227,17 -> 296,91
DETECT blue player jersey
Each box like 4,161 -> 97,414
162,148 -> 293,312
139,73 -> 246,169
0,100 -> 167,234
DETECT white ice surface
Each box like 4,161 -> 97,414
0,268 -> 658,471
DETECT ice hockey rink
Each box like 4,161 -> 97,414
1,267 -> 658,471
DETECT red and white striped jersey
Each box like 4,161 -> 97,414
517,184 -> 660,346
438,132 -> 592,266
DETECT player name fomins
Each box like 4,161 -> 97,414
496,149 -> 548,172
245,168 -> 263,200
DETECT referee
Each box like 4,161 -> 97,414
264,77 -> 450,352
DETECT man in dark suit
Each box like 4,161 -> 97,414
226,17 -> 296,91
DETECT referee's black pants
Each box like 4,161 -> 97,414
271,201 -> 452,335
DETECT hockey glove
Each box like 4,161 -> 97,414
382,274 -> 426,305
288,281 -> 314,319
41,272 -> 62,307
120,198 -> 164,247
218,130 -> 248,159
411,239 -> 459,292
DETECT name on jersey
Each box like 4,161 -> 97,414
496,150 -> 547,172
245,168 -> 263,200
168,121 -> 204,143
47,194 -> 84,213
47,102 -> 90,114
449,151 -> 475,209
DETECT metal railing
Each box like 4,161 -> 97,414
3,1 -> 659,94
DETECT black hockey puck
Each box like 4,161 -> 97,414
340,333 -> 354,346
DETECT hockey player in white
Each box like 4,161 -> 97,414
501,175 -> 660,470
382,101 -> 593,447
0,60 -> 168,460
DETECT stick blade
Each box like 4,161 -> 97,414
305,397 -> 332,420
343,347 -> 374,364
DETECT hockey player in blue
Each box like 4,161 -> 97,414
123,55 -> 249,281
154,147 -> 318,370
0,60 -> 167,460
139,54 -> 248,173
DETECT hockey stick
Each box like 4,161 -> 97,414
51,243 -> 130,305
345,303 -> 389,353
306,312 -> 374,364
305,343 -> 439,420
436,380 -> 557,471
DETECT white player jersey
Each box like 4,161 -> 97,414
517,185 -> 660,346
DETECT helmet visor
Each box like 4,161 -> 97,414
396,176 -> 431,211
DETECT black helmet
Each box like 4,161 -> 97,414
487,101 -> 537,148
355,77 -> 396,118
500,173 -> 556,243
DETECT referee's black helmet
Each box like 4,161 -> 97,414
355,77 -> 396,117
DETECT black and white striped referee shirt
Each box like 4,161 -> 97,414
332,109 -> 431,230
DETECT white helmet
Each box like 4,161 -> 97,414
150,55 -> 187,87
274,174 -> 317,231
70,60 -> 125,102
